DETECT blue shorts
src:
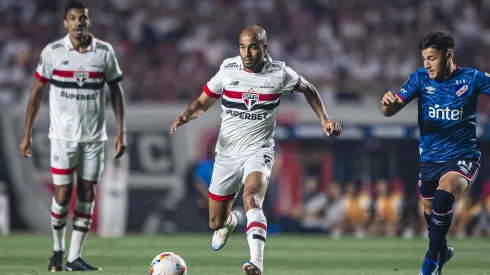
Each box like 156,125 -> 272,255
419,158 -> 480,200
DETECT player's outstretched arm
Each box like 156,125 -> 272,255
170,91 -> 219,134
381,91 -> 404,117
296,76 -> 341,137
20,79 -> 48,158
109,82 -> 127,159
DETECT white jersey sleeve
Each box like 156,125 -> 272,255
282,66 -> 301,93
105,44 -> 124,84
202,63 -> 226,98
35,46 -> 53,83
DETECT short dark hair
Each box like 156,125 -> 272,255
419,30 -> 455,53
64,1 -> 88,18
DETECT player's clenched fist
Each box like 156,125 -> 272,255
170,115 -> 189,134
322,120 -> 342,137
381,91 -> 399,106
19,135 -> 33,158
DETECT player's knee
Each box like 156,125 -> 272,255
422,200 -> 433,214
243,193 -> 263,211
77,180 -> 96,202
209,215 -> 225,231
439,173 -> 467,198
54,185 -> 72,206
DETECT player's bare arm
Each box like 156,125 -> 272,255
296,76 -> 341,137
19,79 -> 48,158
170,91 -> 218,134
381,91 -> 405,117
109,81 -> 126,159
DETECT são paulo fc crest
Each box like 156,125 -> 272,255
74,67 -> 89,87
242,93 -> 259,110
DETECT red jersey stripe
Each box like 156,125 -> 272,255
223,90 -> 281,101
35,72 -> 50,83
202,84 -> 221,98
52,70 -> 105,79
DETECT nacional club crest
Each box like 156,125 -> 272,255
74,66 -> 89,87
242,88 -> 259,110
455,84 -> 468,97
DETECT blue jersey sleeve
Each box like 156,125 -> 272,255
476,70 -> 490,96
395,71 -> 422,104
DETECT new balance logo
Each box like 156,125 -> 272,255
230,81 -> 239,86
425,86 -> 435,94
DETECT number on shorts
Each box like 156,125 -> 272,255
457,160 -> 472,174
263,155 -> 273,170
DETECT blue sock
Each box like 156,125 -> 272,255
425,190 -> 454,261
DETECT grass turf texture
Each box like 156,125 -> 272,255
1,234 -> 489,275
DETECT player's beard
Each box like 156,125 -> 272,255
244,57 -> 265,72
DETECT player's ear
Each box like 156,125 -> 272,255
263,43 -> 268,52
446,50 -> 453,62
63,19 -> 68,30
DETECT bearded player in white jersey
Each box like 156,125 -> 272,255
19,2 -> 126,272
171,26 -> 341,275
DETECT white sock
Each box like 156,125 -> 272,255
68,200 -> 94,262
51,198 -> 69,252
246,208 -> 267,272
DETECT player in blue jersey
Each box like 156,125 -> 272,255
381,30 -> 489,275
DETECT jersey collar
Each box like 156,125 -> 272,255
64,34 -> 97,52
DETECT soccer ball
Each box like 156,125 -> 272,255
149,252 -> 187,275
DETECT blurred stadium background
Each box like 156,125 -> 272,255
1,0 -> 490,273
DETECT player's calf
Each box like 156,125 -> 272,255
209,195 -> 239,251
425,173 -> 465,268
49,185 -> 72,272
242,171 -> 268,273
51,197 -> 69,253
67,180 -> 97,266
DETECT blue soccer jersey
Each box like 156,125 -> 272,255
395,66 -> 490,162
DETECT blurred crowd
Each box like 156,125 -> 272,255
189,140 -> 490,238
1,0 -> 490,110
279,176 -> 490,239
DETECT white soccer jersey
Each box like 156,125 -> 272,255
35,34 -> 123,142
202,55 -> 300,156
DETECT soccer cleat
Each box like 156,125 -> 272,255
65,257 -> 102,271
419,259 -> 438,275
211,210 -> 242,251
242,261 -> 262,275
436,245 -> 454,275
48,251 -> 64,272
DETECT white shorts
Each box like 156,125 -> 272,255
50,139 -> 105,185
208,149 -> 274,201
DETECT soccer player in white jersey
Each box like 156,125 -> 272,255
171,25 -> 341,275
19,2 -> 126,272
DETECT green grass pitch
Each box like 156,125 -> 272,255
1,234 -> 490,274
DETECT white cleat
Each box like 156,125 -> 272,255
242,261 -> 262,275
211,210 -> 242,251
